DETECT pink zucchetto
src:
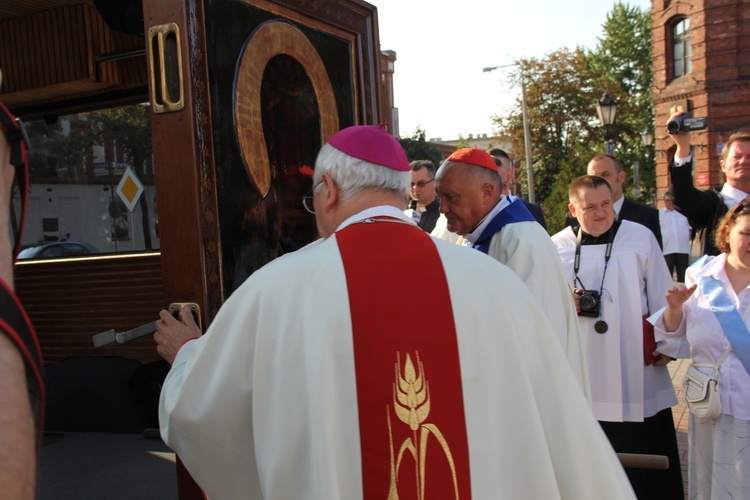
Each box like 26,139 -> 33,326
447,147 -> 499,172
327,124 -> 410,172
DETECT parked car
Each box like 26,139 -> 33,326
17,241 -> 101,259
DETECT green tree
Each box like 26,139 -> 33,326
496,48 -> 602,233
494,2 -> 653,233
586,2 -> 654,202
24,105 -> 155,248
456,135 -> 471,149
90,105 -> 154,249
26,119 -> 92,182
398,127 -> 445,166
544,143 -> 591,231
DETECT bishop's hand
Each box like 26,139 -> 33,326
154,306 -> 202,365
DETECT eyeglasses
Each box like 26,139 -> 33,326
410,179 -> 435,189
302,181 -> 324,214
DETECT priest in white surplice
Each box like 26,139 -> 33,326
154,127 -> 633,500
434,148 -> 589,397
552,175 -> 683,500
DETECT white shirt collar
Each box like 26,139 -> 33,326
336,205 -> 416,232
613,195 -> 625,219
689,253 -> 728,282
462,196 -> 509,244
720,183 -> 750,209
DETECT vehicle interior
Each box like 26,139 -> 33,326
1,0 -> 383,497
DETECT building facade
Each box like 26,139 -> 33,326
652,0 -> 750,198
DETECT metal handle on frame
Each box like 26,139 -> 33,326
148,23 -> 185,113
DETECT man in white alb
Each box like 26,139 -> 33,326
552,175 -> 683,500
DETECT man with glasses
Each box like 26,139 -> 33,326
552,175 -> 682,500
405,160 -> 440,233
154,125 -> 633,499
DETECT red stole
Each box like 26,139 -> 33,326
336,220 -> 472,500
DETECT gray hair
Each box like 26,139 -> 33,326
314,143 -> 410,202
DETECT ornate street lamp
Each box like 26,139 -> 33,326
633,130 -> 654,201
641,130 -> 654,147
596,93 -> 619,155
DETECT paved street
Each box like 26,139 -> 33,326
668,357 -> 690,499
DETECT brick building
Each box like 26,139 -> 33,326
651,0 -> 750,200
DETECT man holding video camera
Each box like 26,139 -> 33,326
668,106 -> 750,255
552,175 -> 683,500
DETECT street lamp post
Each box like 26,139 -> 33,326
640,129 -> 654,148
483,64 -> 536,203
634,130 -> 655,201
596,93 -> 619,155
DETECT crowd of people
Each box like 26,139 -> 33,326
4,98 -> 749,499
153,109 -> 750,499
155,125 -> 634,499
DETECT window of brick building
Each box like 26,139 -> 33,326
672,17 -> 692,79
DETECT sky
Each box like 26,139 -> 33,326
373,0 -> 653,141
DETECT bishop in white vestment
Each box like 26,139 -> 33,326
155,127 -> 634,500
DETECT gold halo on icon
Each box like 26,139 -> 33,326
235,21 -> 339,197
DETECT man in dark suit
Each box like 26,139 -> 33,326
489,148 -> 547,230
568,154 -> 662,248
668,107 -> 750,256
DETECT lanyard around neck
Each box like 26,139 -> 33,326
573,221 -> 620,294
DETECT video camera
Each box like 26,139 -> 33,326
667,113 -> 708,134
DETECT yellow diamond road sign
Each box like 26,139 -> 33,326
116,167 -> 144,213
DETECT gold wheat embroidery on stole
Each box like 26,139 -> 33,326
387,352 -> 461,500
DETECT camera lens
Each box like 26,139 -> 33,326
667,120 -> 681,134
580,294 -> 594,310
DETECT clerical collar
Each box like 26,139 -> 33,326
417,198 -> 439,213
579,231 -> 609,245
579,220 -> 621,245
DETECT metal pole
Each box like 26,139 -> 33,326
520,76 -> 535,203
632,161 -> 641,200
606,140 -> 614,155
483,63 -> 535,202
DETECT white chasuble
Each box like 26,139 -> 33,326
486,220 -> 590,398
160,210 -> 635,499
